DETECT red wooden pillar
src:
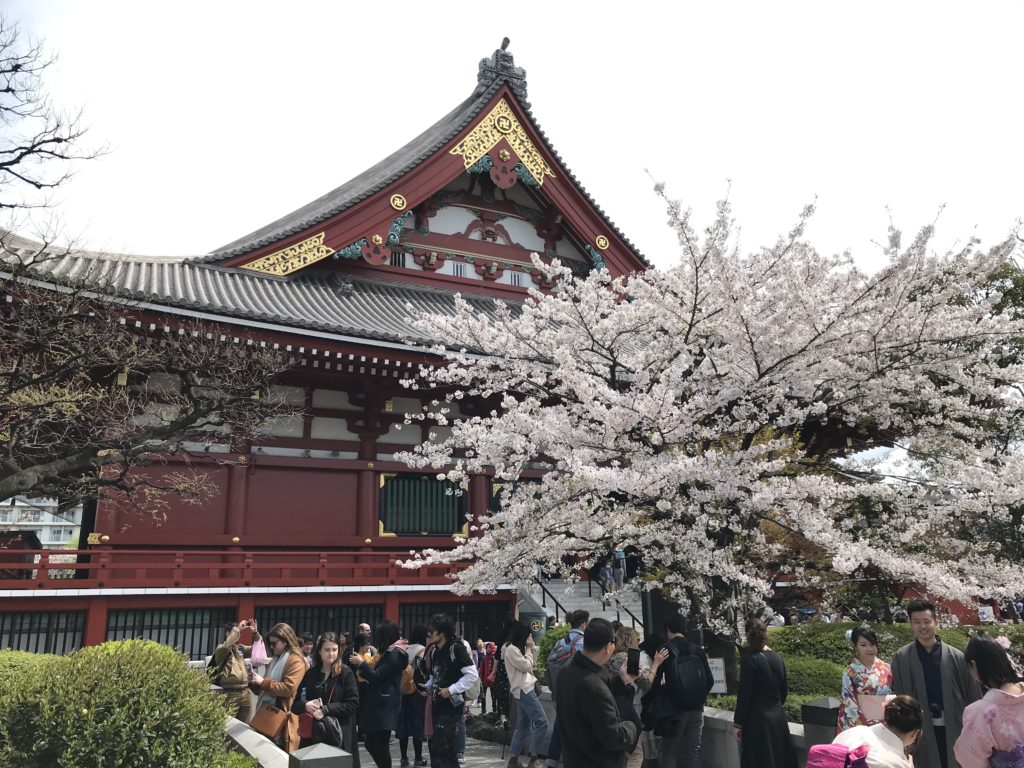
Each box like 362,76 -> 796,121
225,456 -> 250,538
357,467 -> 377,541
238,594 -> 255,624
384,594 -> 400,621
469,474 -> 489,536
84,596 -> 109,647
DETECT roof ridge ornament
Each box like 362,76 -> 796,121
476,37 -> 528,106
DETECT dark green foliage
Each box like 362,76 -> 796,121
766,622 -> 972,666
706,693 -> 820,724
224,753 -> 259,768
784,655 -> 845,696
534,624 -> 570,679
0,640 -> 237,768
706,623 -> 1019,724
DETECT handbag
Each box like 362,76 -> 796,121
298,675 -> 338,741
249,703 -> 288,739
250,637 -> 270,667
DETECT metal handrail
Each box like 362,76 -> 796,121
590,575 -> 644,630
535,579 -> 569,623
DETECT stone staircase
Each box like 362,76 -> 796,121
529,577 -> 644,635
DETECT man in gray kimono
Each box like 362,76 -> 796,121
891,599 -> 981,768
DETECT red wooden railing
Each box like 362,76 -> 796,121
0,549 -> 465,590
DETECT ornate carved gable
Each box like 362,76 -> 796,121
220,42 -> 647,284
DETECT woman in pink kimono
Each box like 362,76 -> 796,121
954,636 -> 1024,768
839,626 -> 893,731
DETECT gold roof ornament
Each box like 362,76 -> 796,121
241,232 -> 335,276
450,99 -> 555,186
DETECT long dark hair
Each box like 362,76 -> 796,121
965,636 -> 1022,690
506,621 -> 531,654
374,619 -> 401,651
316,632 -> 345,678
494,614 -> 516,649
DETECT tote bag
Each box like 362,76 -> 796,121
250,703 -> 288,740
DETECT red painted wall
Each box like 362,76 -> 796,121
245,466 -> 359,538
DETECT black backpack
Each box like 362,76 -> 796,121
665,643 -> 707,710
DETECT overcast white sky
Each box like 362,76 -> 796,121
5,1 -> 1023,271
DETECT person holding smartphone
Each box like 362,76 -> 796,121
209,618 -> 260,722
605,626 -> 663,768
503,621 -> 548,768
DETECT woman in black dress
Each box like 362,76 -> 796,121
733,618 -> 798,768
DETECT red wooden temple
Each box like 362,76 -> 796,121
0,42 -> 648,657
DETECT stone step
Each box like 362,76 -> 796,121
530,579 -> 644,634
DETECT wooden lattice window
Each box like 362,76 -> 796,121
379,473 -> 467,536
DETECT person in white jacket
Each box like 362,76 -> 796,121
503,621 -> 549,768
831,695 -> 923,768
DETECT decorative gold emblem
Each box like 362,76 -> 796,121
498,149 -> 511,161
371,234 -> 384,245
86,532 -> 102,545
595,235 -> 610,250
241,232 -> 335,276
231,536 -> 240,543
390,194 -> 407,211
450,99 -> 555,186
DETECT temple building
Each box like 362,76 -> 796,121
0,42 -> 648,657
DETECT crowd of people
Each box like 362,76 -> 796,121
208,597 -> 1024,768
209,614 -> 480,768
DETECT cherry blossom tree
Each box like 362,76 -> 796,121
399,189 -> 1024,631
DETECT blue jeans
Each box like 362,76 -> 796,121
510,690 -> 548,758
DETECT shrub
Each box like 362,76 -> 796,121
767,622 -> 971,666
535,624 -> 570,679
707,693 -> 822,724
1,640 -> 236,768
784,655 -> 844,696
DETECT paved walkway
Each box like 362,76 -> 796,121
358,735 -> 509,767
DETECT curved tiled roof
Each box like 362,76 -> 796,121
208,45 -> 649,267
4,243 -> 506,346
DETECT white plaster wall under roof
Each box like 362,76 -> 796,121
311,388 -> 356,410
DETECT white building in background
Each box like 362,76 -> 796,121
0,497 -> 82,548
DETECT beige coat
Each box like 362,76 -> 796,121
251,652 -> 306,753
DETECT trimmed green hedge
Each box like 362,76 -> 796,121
766,622 -> 973,666
0,640 -> 237,768
706,622 -> 1024,723
785,655 -> 845,696
707,693 -> 822,724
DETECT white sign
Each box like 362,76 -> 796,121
978,605 -> 995,624
708,658 -> 727,694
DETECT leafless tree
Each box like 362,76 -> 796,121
0,14 -> 100,210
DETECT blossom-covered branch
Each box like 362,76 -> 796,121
399,189 -> 1024,631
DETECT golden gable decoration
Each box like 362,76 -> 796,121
241,232 -> 336,276
450,99 -> 555,186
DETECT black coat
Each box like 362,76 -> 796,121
554,653 -> 639,768
356,646 -> 408,732
292,665 -> 361,767
734,650 -> 797,768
